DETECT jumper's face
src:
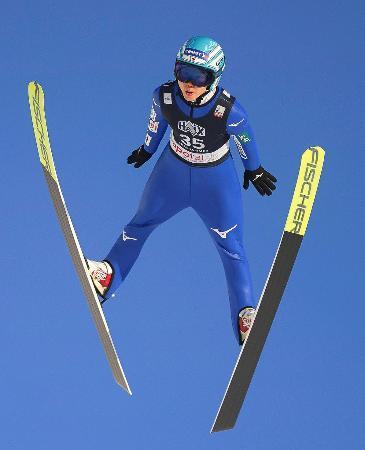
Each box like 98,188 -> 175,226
177,80 -> 208,102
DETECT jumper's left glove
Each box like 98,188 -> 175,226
243,165 -> 277,196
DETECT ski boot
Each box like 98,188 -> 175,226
238,307 -> 256,345
86,259 -> 113,303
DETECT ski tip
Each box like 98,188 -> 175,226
28,81 -> 41,93
308,145 -> 325,155
28,81 -> 34,96
284,146 -> 325,237
28,81 -> 45,98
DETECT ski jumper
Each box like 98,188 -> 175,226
106,81 -> 261,343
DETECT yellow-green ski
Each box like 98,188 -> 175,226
28,81 -> 131,394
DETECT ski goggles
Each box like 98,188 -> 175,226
174,62 -> 215,87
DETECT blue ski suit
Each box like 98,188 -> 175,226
106,81 -> 262,343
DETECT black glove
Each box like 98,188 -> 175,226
243,165 -> 277,196
127,145 -> 153,168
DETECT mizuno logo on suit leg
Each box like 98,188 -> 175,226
210,224 -> 238,239
123,230 -> 138,242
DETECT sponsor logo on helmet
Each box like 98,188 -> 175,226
214,105 -> 226,118
184,48 -> 209,61
178,121 -> 205,137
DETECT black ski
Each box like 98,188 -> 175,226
211,147 -> 325,432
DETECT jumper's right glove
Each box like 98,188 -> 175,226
243,165 -> 277,196
127,145 -> 153,168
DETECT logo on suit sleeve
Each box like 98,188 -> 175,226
238,133 -> 251,143
150,106 -> 157,121
148,119 -> 159,133
145,134 -> 152,146
228,118 -> 245,127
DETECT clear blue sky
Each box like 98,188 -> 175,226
2,0 -> 364,448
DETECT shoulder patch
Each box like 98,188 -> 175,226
163,92 -> 172,105
214,104 -> 226,119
